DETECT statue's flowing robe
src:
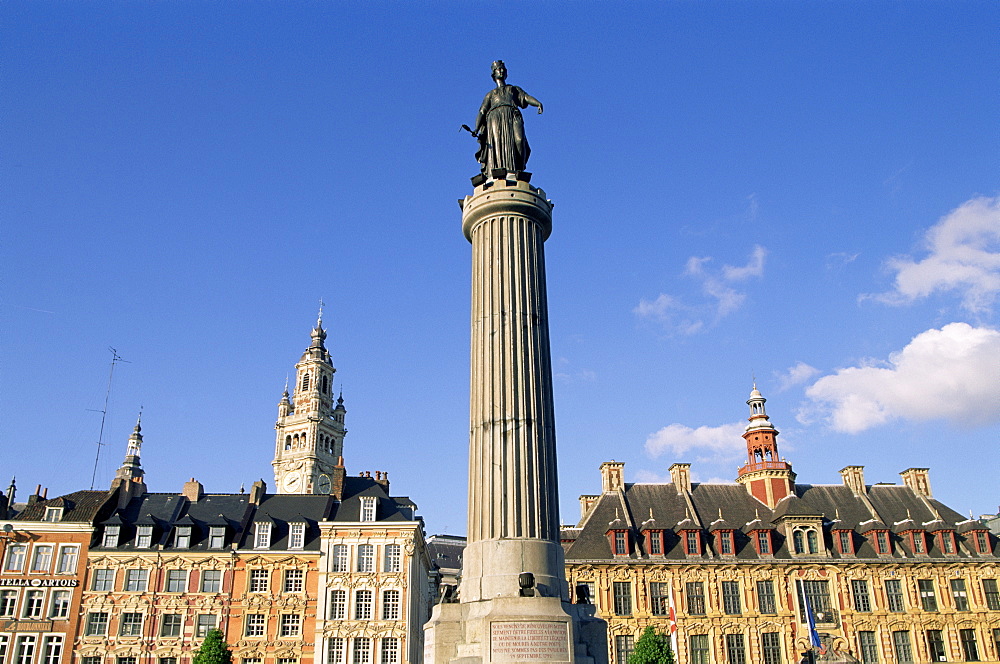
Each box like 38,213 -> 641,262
476,85 -> 531,173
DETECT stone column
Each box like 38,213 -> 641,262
461,174 -> 565,602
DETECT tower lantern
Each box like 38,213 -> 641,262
736,384 -> 795,508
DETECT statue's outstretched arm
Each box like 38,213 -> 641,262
522,91 -> 543,115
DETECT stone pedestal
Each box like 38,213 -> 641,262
424,173 -> 605,664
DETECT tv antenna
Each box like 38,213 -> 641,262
88,347 -> 131,490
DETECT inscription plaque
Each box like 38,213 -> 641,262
490,620 -> 570,662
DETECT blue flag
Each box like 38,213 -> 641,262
799,581 -> 823,650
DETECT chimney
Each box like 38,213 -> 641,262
840,466 -> 867,496
27,484 -> 43,505
900,468 -> 932,498
374,471 -> 389,493
249,479 -> 267,505
332,457 -> 346,501
183,478 -> 204,502
600,461 -> 625,493
669,463 -> 692,494
579,495 -> 599,520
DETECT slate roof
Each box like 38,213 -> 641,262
564,481 -> 998,562
14,490 -> 115,523
426,535 -> 466,573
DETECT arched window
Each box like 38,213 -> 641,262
793,530 -> 805,554
301,373 -> 310,391
807,529 -> 819,554
284,436 -> 292,451
322,375 -> 329,394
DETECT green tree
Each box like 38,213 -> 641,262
628,626 -> 675,664
192,629 -> 233,664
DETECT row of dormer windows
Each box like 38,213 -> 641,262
98,521 -> 310,550
605,526 -> 991,558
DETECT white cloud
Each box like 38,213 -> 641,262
867,197 -> 1000,313
800,322 -> 1000,433
635,245 -> 767,334
774,361 -> 821,391
645,422 -> 747,463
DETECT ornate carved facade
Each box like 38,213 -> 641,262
562,388 -> 1000,664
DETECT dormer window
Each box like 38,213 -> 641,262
254,522 -> 272,549
713,531 -> 735,555
937,531 -> 956,554
360,497 -> 377,522
136,526 -> 154,548
836,531 -> 854,555
792,528 -> 819,554
102,525 -> 120,548
288,523 -> 305,549
44,507 -> 63,522
607,529 -> 631,556
683,531 -> 702,556
174,526 -> 192,549
972,531 -> 990,554
755,531 -> 772,555
874,531 -> 891,555
209,527 -> 226,549
645,530 -> 664,556
911,532 -> 926,554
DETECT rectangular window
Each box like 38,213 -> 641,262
686,581 -> 705,615
918,579 -> 938,611
649,582 -> 670,616
875,530 -> 890,554
31,545 -> 54,572
160,614 -> 182,637
940,532 -> 956,554
174,526 -> 191,549
196,614 -> 216,638
209,527 -> 226,549
381,589 -> 401,620
380,638 -> 399,664
92,568 -> 115,591
244,614 -> 266,637
761,632 -> 781,664
892,631 -> 913,664
41,635 -> 62,664
757,580 -> 776,614
288,523 -> 305,549
685,531 -> 699,555
0,590 -> 16,616
912,532 -> 926,553
951,578 -> 969,611
117,659 -> 136,664
926,630 -> 946,662
612,581 -> 632,616
332,544 -> 349,572
160,658 -> 177,664
722,580 -> 742,615
885,579 -> 905,612
328,637 -> 346,664
86,612 -> 110,636
575,581 -> 596,605
124,568 -> 148,592
852,579 -> 872,612
119,612 -> 143,636
799,580 -> 834,622
984,579 -> 1000,610
360,497 -> 377,522
254,522 -> 271,549
81,658 -> 101,664
243,659 -> 262,664
384,544 -> 401,572
330,589 -> 347,619
14,635 -> 36,664
102,525 -> 120,548
648,531 -> 662,555
0,636 -> 8,663
4,544 -> 26,572
249,569 -> 269,593
975,531 -> 989,554
724,634 -> 746,664
719,531 -> 733,554
613,531 -> 627,555
283,569 -> 304,592
166,569 -> 187,592
959,628 -> 980,662
858,631 -> 879,664
757,530 -> 772,554
838,530 -> 853,554
136,526 -> 153,548
56,546 -> 78,574
22,590 -> 44,618
201,570 -> 222,593
614,635 -> 634,664
688,635 -> 709,664
355,590 -> 374,620
993,629 -> 1000,661
44,507 -> 62,522
49,590 -> 71,619
357,544 -> 374,572
277,659 -> 297,664
353,638 -> 372,664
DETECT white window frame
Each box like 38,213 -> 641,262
254,522 -> 272,549
201,570 -> 223,593
360,497 -> 376,522
331,544 -> 349,572
248,569 -> 269,593
288,522 -> 305,549
381,589 -> 400,621
22,590 -> 45,618
124,568 -> 148,592
49,590 -> 71,619
43,508 -> 62,522
195,614 -> 217,638
329,589 -> 347,619
383,544 -> 401,573
136,526 -> 154,548
208,527 -> 226,549
102,525 -> 120,548
56,546 -> 79,574
244,613 -> 266,637
173,526 -> 192,549
30,545 -> 53,573
279,613 -> 301,637
354,589 -> 373,620
283,569 -> 304,593
357,544 -> 374,572
166,569 -> 187,593
4,544 -> 27,572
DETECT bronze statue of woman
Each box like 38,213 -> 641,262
472,61 -> 543,175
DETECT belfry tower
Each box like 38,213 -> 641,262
272,315 -> 347,494
735,384 -> 795,508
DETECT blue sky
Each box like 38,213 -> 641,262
4,2 -> 999,535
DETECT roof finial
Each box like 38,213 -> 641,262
317,298 -> 325,326
134,406 -> 143,433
